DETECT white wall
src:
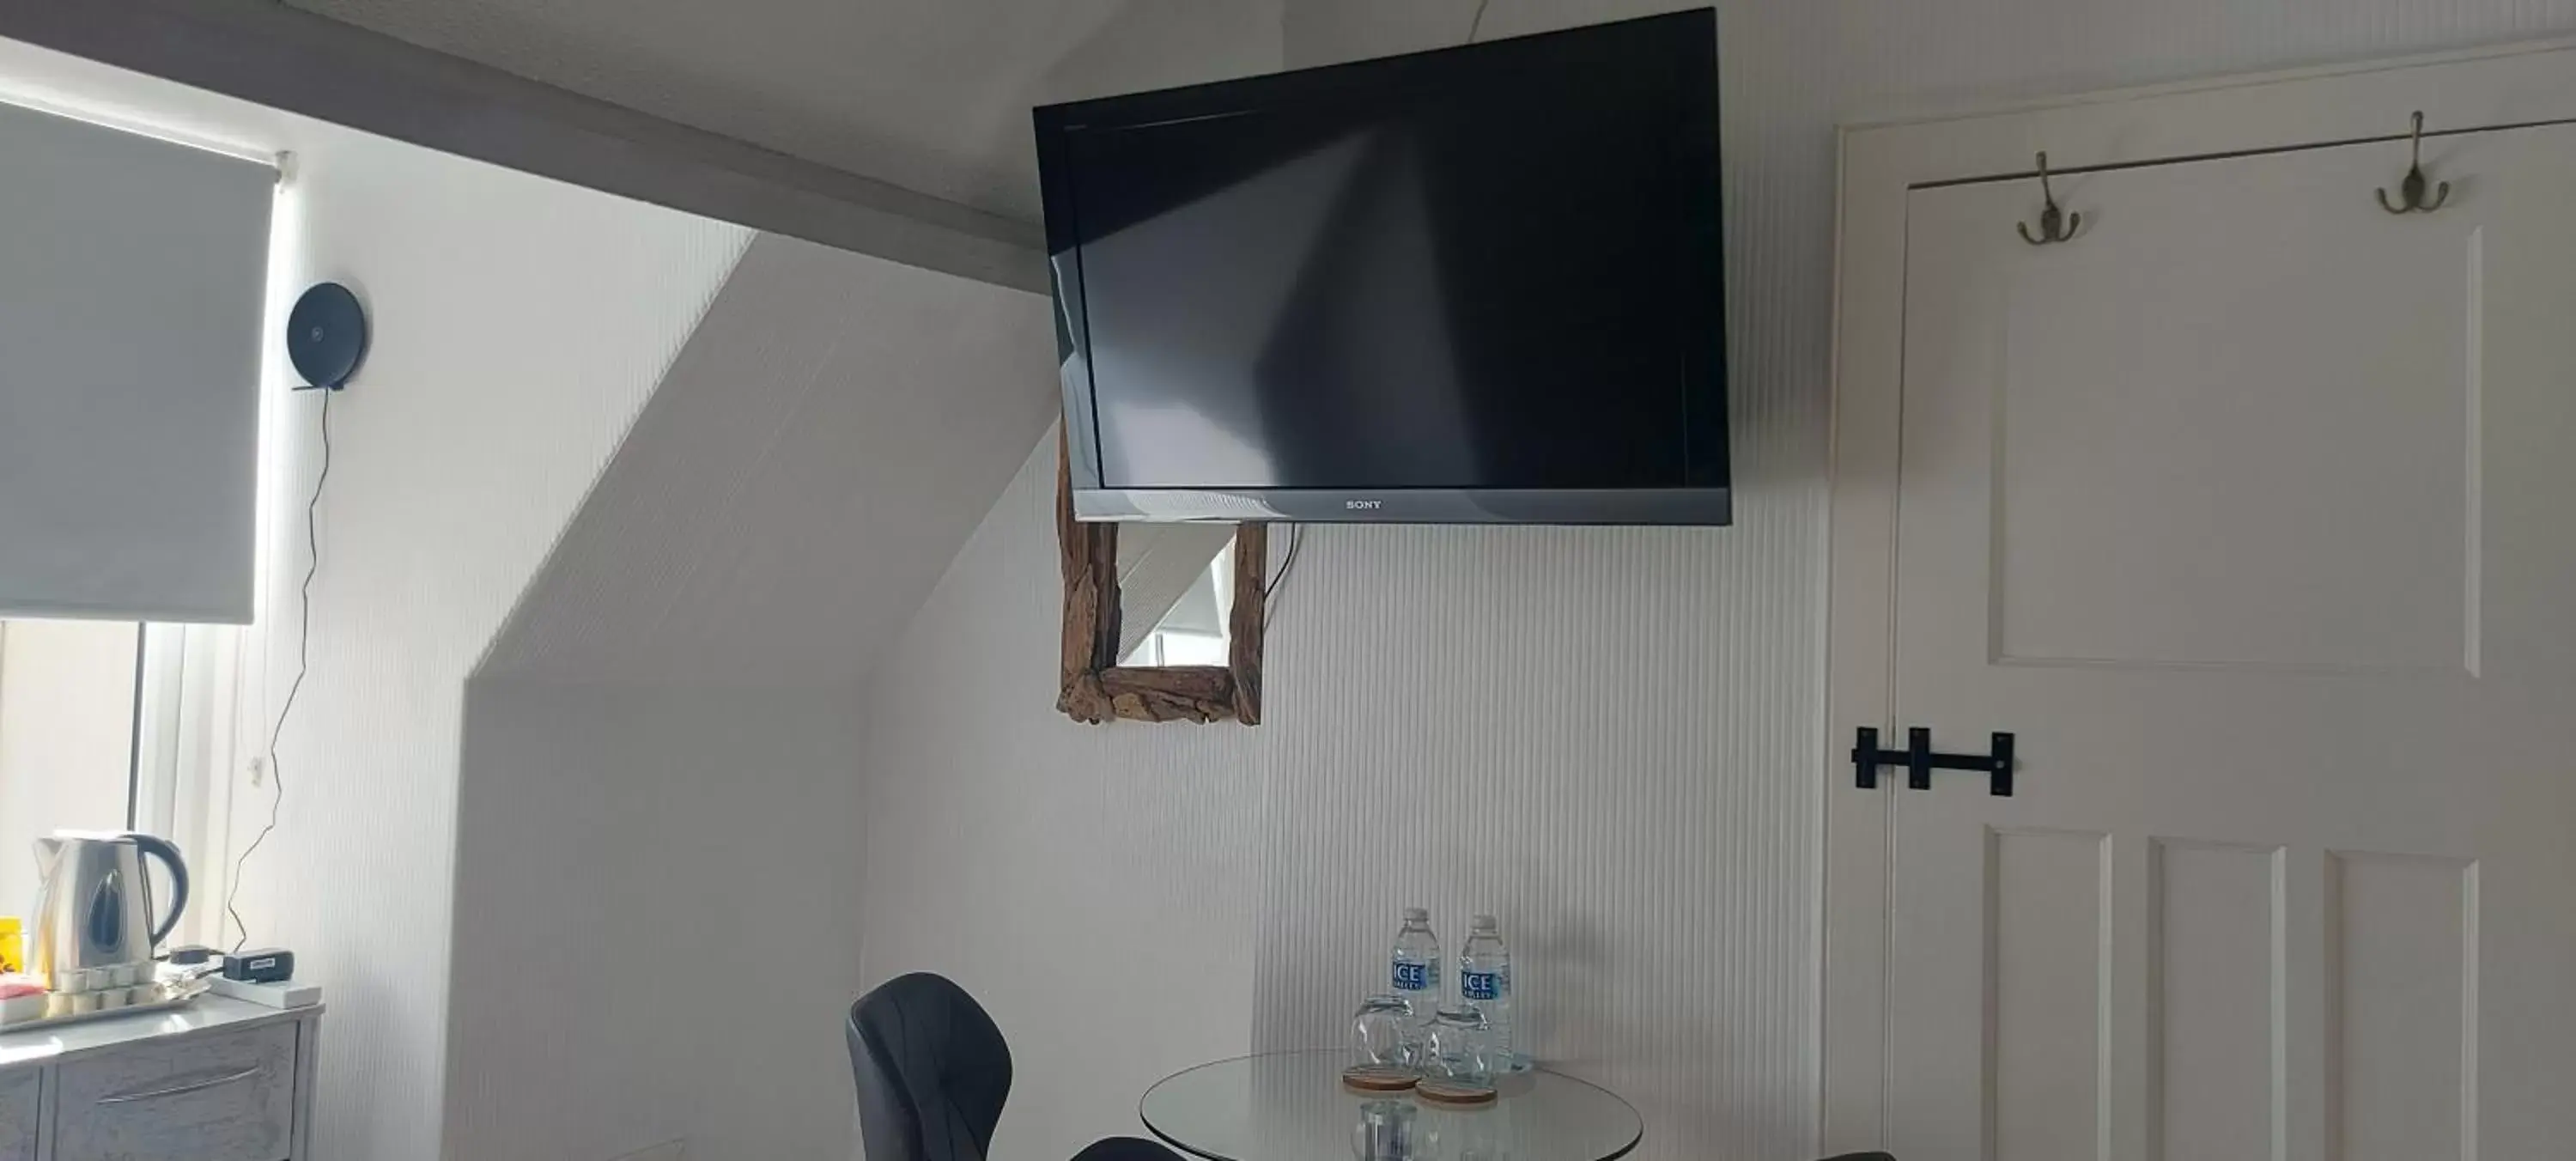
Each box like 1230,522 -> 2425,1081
854,4 -> 2576,1159
0,620 -> 137,915
860,429 -> 1806,1160
442,229 -> 1058,1158
228,127 -> 747,1161
0,38 -> 750,1158
856,441 -> 1266,1159
447,679 -> 863,1161
474,233 -> 1060,690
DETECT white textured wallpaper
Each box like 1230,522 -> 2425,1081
855,4 -> 2576,1161
860,422 -> 1814,1160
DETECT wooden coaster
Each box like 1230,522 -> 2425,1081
1413,1078 -> 1498,1106
1340,1064 -> 1419,1092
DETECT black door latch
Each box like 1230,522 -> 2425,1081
1852,726 -> 2015,796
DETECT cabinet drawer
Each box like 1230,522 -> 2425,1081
52,1021 -> 295,1161
0,1069 -> 35,1161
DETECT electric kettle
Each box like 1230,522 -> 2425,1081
30,831 -> 190,980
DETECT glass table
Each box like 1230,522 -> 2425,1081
1140,1050 -> 1642,1161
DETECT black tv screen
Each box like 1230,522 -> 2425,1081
1035,9 -> 1726,525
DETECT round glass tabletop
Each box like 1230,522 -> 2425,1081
1140,1050 -> 1642,1161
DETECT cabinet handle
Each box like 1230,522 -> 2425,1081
96,1064 -> 264,1104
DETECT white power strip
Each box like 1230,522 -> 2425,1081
208,976 -> 320,1009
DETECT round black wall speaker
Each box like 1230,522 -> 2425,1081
287,282 -> 368,391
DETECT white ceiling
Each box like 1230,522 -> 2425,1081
287,0 -> 1285,223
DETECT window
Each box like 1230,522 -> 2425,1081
0,620 -> 137,913
0,76 -> 280,952
0,619 -> 234,940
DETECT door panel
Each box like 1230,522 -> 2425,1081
2330,852 -> 2473,1161
1885,123 -> 2576,1160
2154,841 -> 2278,1161
1991,202 -> 2470,673
1987,829 -> 2108,1161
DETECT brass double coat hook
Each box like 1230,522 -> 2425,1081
2015,151 -> 2078,246
2378,111 -> 2451,214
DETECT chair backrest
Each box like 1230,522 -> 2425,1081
848,973 -> 1015,1161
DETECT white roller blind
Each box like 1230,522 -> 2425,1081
0,100 -> 272,623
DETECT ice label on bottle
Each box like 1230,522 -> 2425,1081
1393,961 -> 1431,992
1461,970 -> 1501,1001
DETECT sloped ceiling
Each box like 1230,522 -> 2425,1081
380,0 -> 1288,687
286,0 -> 1285,222
477,232 -> 1060,688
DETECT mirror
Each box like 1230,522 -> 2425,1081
1056,431 -> 1267,725
1118,527 -> 1236,666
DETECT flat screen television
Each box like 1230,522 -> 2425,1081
1034,9 -> 1725,526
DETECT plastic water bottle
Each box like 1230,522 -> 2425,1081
1389,907 -> 1443,1050
1457,914 -> 1514,1068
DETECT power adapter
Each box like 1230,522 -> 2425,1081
222,948 -> 295,984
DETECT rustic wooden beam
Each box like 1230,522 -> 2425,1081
1101,666 -> 1235,723
1057,428 -> 1109,719
0,0 -> 1048,294
1226,525 -> 1267,725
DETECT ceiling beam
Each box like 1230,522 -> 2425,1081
0,0 -> 1049,295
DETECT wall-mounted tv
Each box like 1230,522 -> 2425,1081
1035,9 -> 1724,526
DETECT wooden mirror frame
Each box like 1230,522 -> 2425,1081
1056,432 -> 1266,725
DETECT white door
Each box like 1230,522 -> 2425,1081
1880,122 -> 2576,1160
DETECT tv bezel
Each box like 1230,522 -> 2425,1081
1034,9 -> 1728,526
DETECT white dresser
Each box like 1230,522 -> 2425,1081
0,998 -> 322,1161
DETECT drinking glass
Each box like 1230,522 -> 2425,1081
1352,994 -> 1413,1067
1425,1006 -> 1495,1085
1350,1099 -> 1418,1160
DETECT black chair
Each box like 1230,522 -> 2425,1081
848,972 -> 1184,1161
